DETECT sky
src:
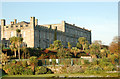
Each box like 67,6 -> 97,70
1,2 -> 118,45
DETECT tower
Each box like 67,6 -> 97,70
1,19 -> 6,40
30,17 -> 35,29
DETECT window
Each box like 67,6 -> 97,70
5,43 -> 7,48
11,26 -> 13,28
6,26 -> 8,28
20,25 -> 23,27
23,31 -> 25,37
5,32 -> 7,38
11,31 -> 13,37
16,26 -> 18,27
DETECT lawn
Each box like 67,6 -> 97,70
2,73 -> 119,77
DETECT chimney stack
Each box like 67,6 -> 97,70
14,19 -> 17,24
10,21 -> 14,25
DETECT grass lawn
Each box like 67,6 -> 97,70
2,73 -> 119,77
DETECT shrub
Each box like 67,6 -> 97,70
5,64 -> 24,75
35,66 -> 53,74
84,65 -> 103,74
84,59 -> 90,65
23,68 -> 33,75
29,56 -> 38,67
12,60 -> 16,64
22,60 -> 27,67
67,65 -> 84,74
35,66 -> 47,74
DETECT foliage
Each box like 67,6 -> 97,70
2,53 -> 8,65
89,41 -> 101,57
109,36 -> 119,54
57,48 -> 66,58
53,40 -> 63,50
77,37 -> 88,50
35,66 -> 48,74
68,42 -> 71,49
12,60 -> 16,64
29,56 -> 38,67
84,65 -> 103,74
23,68 -> 33,75
65,51 -> 72,58
71,47 -> 79,57
67,65 -> 84,74
22,60 -> 27,67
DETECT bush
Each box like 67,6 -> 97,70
84,65 -> 103,74
29,56 -> 38,67
35,66 -> 53,74
23,68 -> 33,75
35,66 -> 47,74
6,64 -> 24,75
12,60 -> 16,64
67,65 -> 84,74
22,60 -> 27,67
84,59 -> 90,65
104,63 -> 116,71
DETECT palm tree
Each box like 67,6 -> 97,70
78,37 -> 88,50
10,36 -> 18,57
16,29 -> 21,60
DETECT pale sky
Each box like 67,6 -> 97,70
0,2 -> 118,45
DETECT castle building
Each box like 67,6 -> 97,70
1,17 -> 91,48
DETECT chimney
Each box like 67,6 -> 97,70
73,24 -> 75,26
10,21 -> 14,25
14,19 -> 17,24
35,19 -> 38,26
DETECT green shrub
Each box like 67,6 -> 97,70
12,60 -> 16,64
35,66 -> 53,74
67,65 -> 84,74
84,65 -> 103,74
84,59 -> 90,65
29,56 -> 38,67
5,64 -> 24,75
104,63 -> 116,71
22,60 -> 27,67
35,66 -> 47,74
23,68 -> 33,75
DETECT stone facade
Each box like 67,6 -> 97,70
1,17 -> 91,48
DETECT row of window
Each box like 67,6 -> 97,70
6,25 -> 28,28
4,31 -> 26,38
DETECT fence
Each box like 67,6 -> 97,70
38,58 -> 90,66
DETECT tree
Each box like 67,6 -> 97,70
68,42 -> 71,49
16,29 -> 22,60
10,36 -> 23,58
57,48 -> 66,58
89,41 -> 101,58
77,37 -> 88,50
9,36 -> 18,57
100,48 -> 108,58
109,36 -> 118,54
65,50 -> 72,58
53,40 -> 63,50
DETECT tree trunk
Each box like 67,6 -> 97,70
14,49 -> 16,57
18,47 -> 20,60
